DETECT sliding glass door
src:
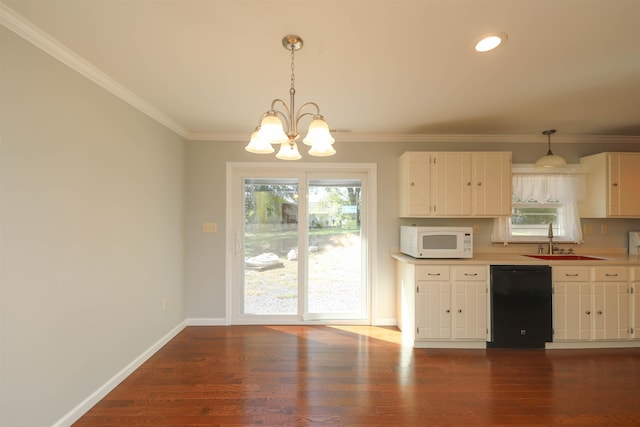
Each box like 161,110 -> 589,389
306,178 -> 365,320
242,178 -> 299,316
228,165 -> 373,324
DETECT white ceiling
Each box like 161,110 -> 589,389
3,0 -> 640,143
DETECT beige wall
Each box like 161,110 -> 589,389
1,28 -> 186,426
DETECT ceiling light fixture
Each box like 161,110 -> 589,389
245,35 -> 335,160
475,33 -> 507,52
534,129 -> 567,168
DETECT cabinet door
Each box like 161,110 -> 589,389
416,282 -> 451,339
632,282 -> 640,340
593,283 -> 629,340
553,282 -> 592,340
452,282 -> 487,340
608,153 -> 620,216
617,153 -> 640,216
472,152 -> 512,216
399,152 -> 431,216
433,152 -> 472,216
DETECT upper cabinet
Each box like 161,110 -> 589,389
579,152 -> 640,218
398,151 -> 512,218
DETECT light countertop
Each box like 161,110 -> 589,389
391,252 -> 640,266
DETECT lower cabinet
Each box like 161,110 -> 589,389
398,263 -> 488,348
553,266 -> 631,342
632,267 -> 640,340
397,260 -> 640,349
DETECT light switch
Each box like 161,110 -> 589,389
203,222 -> 217,233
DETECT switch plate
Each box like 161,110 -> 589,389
473,224 -> 480,234
203,223 -> 217,233
162,297 -> 168,312
583,224 -> 593,235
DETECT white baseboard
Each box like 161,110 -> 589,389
373,317 -> 398,327
185,317 -> 228,326
52,320 -> 187,427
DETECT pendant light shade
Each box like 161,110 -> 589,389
308,140 -> 336,157
534,129 -> 567,169
303,117 -> 335,146
245,128 -> 275,154
256,113 -> 288,145
275,141 -> 302,161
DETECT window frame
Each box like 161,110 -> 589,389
509,201 -> 573,243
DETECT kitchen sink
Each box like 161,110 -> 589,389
524,254 -> 605,261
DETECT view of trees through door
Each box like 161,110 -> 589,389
241,175 -> 366,321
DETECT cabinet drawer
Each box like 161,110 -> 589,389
592,267 -> 629,282
631,267 -> 640,281
452,266 -> 487,281
416,265 -> 450,281
553,266 -> 590,282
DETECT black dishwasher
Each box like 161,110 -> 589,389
488,265 -> 553,348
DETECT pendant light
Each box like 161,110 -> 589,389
534,129 -> 567,169
246,35 -> 335,160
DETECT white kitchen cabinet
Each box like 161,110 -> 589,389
552,266 -> 630,341
630,267 -> 640,340
398,151 -> 511,217
397,262 -> 488,347
552,266 -> 591,340
471,152 -> 513,216
432,152 -> 472,216
451,266 -> 488,340
398,152 -> 432,217
592,267 -> 630,340
579,152 -> 640,218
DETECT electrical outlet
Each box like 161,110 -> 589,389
203,222 -> 217,233
473,224 -> 480,233
583,224 -> 593,235
600,224 -> 608,235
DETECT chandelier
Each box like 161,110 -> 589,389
245,35 -> 335,160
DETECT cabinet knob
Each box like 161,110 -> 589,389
458,309 -> 462,313
586,311 -> 591,315
597,310 -> 603,315
410,182 -> 415,186
446,309 -> 450,313
467,182 -> 472,186
477,182 -> 482,186
612,182 -> 618,187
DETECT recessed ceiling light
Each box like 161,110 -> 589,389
475,33 -> 508,52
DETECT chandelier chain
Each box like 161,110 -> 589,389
290,47 -> 296,93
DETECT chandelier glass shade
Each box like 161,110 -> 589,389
245,35 -> 335,160
534,129 -> 567,169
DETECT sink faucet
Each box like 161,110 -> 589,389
548,223 -> 554,255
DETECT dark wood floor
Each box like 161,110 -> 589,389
74,326 -> 640,426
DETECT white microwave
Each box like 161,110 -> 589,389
400,225 -> 473,259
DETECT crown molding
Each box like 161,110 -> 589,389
0,1 -> 188,138
186,132 -> 640,144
